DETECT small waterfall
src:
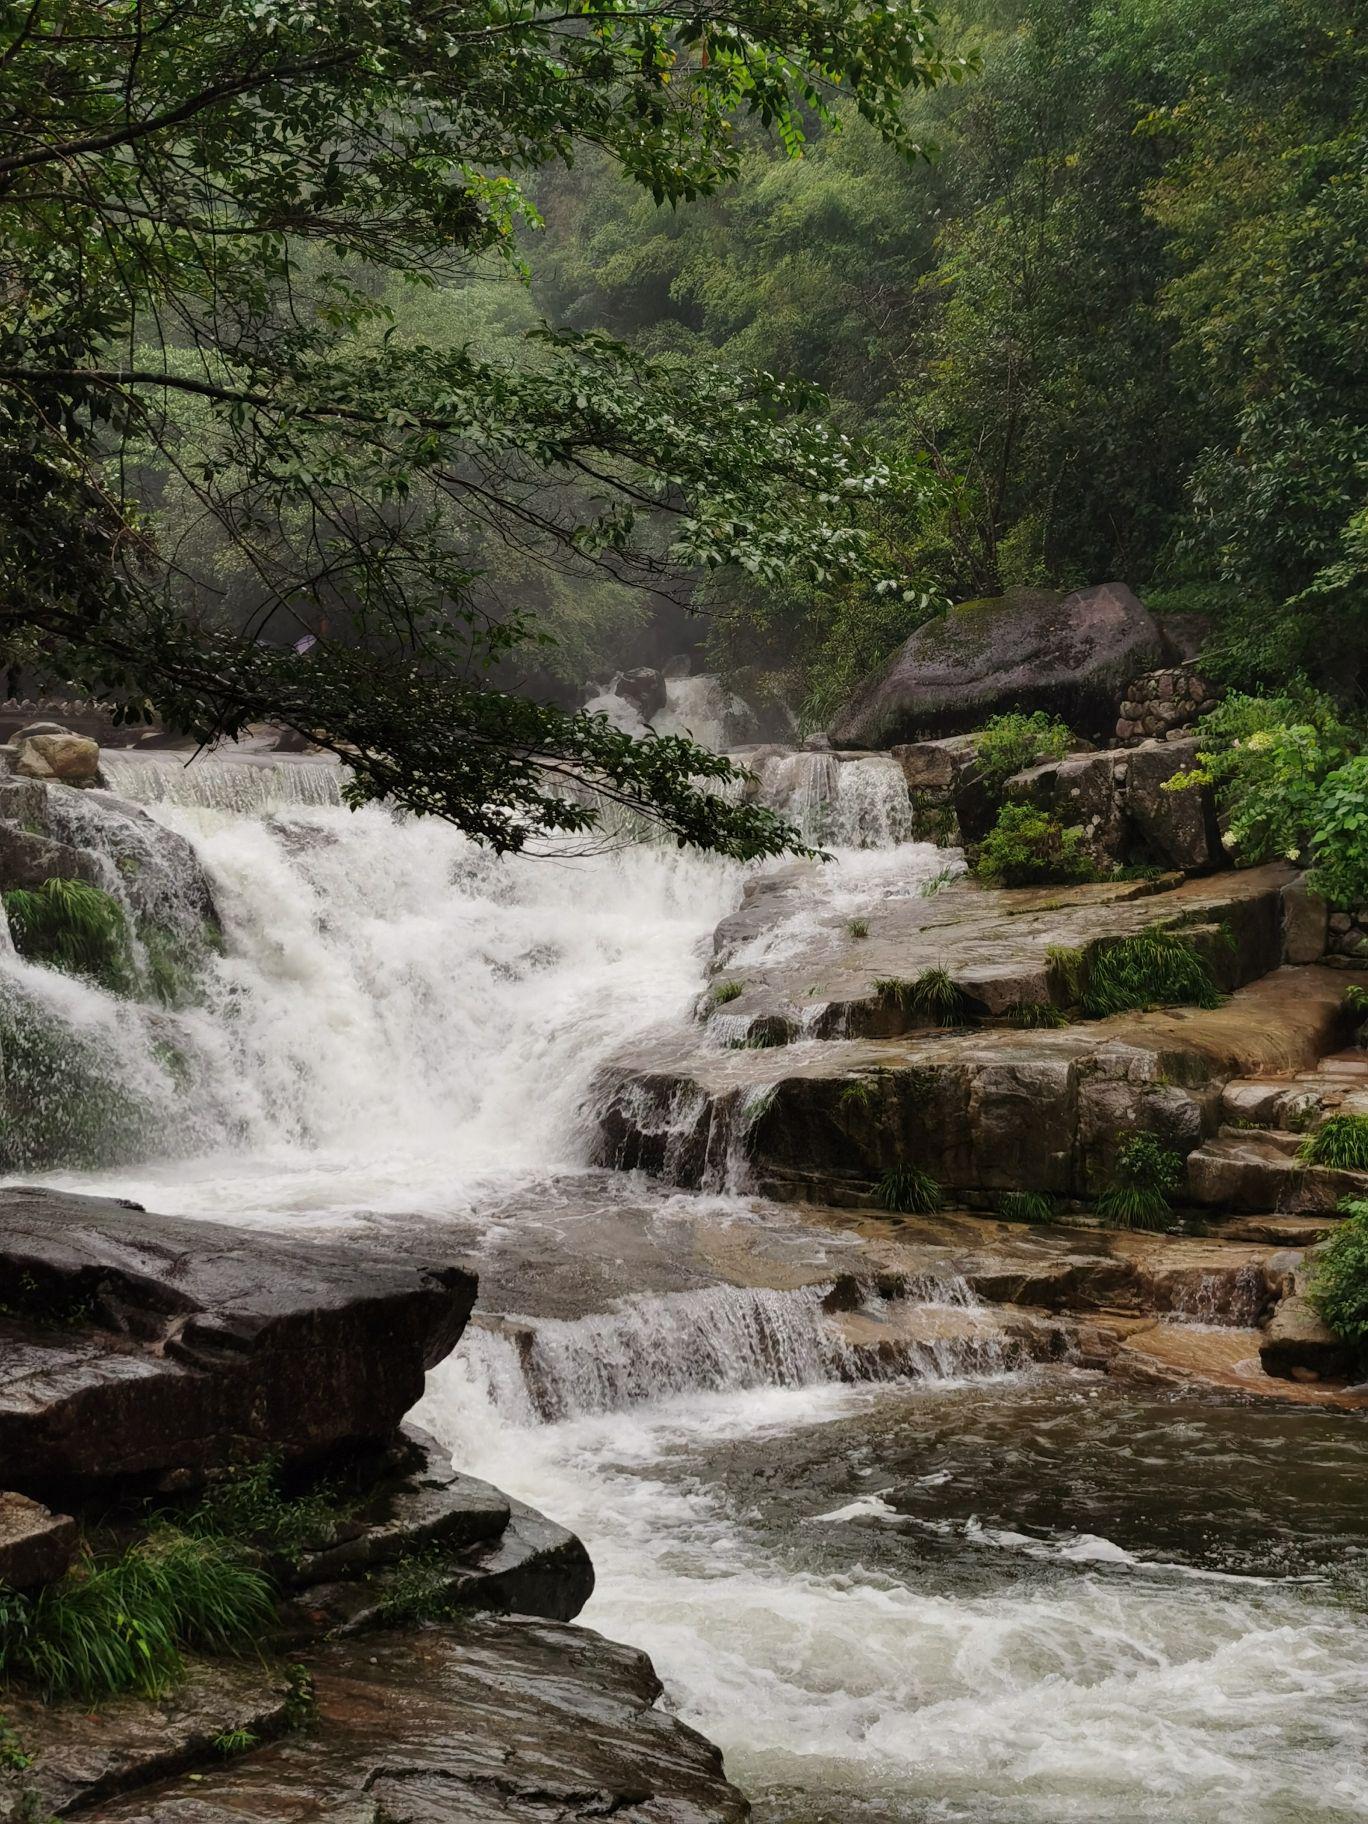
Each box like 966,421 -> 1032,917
743,750 -> 914,849
100,753 -> 344,815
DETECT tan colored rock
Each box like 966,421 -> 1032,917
1260,1292 -> 1352,1381
0,1490 -> 77,1589
12,730 -> 101,785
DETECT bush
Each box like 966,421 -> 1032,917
1310,1201 -> 1368,1359
0,1530 -> 272,1700
974,712 -> 1074,798
975,804 -> 1096,888
3,879 -> 133,993
1308,757 -> 1368,910
1096,1133 -> 1184,1230
1163,688 -> 1350,867
876,1164 -> 943,1214
1081,930 -> 1224,1018
1299,1114 -> 1368,1171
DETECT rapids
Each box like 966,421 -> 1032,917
11,750 -> 1368,1824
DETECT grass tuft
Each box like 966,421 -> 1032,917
4,879 -> 133,992
847,918 -> 870,939
1081,930 -> 1223,1018
710,979 -> 745,1007
1299,1114 -> 1368,1171
876,1164 -> 944,1215
998,1190 -> 1058,1223
876,968 -> 969,1027
0,1530 -> 272,1701
1096,1133 -> 1184,1231
1008,999 -> 1067,1029
187,1453 -> 344,1565
839,1076 -> 880,1112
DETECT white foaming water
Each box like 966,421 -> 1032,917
417,1319 -> 1368,1824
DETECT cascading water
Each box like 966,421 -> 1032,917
10,751 -> 1368,1824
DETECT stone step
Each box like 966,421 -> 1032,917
1220,1051 -> 1368,1131
1186,1130 -> 1368,1213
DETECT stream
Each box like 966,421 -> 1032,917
16,751 -> 1368,1824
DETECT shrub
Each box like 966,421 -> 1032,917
1309,1200 -> 1368,1359
1163,688 -> 1349,867
0,1530 -> 272,1700
974,711 -> 1074,797
975,804 -> 1095,888
1299,1114 -> 1368,1171
711,979 -> 744,1007
1081,930 -> 1223,1018
876,1164 -> 943,1214
1308,757 -> 1368,910
3,879 -> 133,992
998,1190 -> 1057,1223
1096,1133 -> 1184,1231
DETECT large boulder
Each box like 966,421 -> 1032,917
9,726 -> 102,787
0,1187 -> 476,1489
829,582 -> 1163,748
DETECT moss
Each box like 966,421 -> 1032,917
710,979 -> 745,1007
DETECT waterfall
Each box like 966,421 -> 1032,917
743,750 -> 915,849
101,752 -> 344,815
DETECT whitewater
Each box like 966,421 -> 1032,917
7,746 -> 1367,1824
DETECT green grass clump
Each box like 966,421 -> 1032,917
1310,1200 -> 1368,1361
1081,930 -> 1223,1018
998,1190 -> 1058,1223
974,711 -> 1074,797
212,1727 -> 259,1757
1008,999 -> 1068,1029
187,1453 -> 344,1565
875,968 -> 969,1026
839,1077 -> 880,1112
1096,1133 -> 1184,1231
0,1531 -> 272,1701
1343,984 -> 1368,1019
3,878 -> 133,993
847,918 -> 870,939
975,804 -> 1096,888
710,979 -> 745,1007
1299,1114 -> 1368,1171
918,867 -> 959,898
876,1164 -> 944,1214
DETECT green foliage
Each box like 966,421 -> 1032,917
847,918 -> 870,939
974,712 -> 1074,798
212,1728 -> 259,1757
0,1532 -> 272,1701
975,805 -> 1095,888
1299,1116 -> 1368,1172
1309,759 -> 1368,912
710,980 -> 745,1008
1343,985 -> 1368,1019
1164,689 -> 1351,869
3,880 -> 133,993
998,1191 -> 1057,1224
1096,1134 -> 1184,1231
1045,945 -> 1085,1004
1008,1000 -> 1067,1029
902,967 -> 970,1025
839,1077 -> 881,1112
284,1664 -> 317,1732
876,1164 -> 943,1214
918,868 -> 959,898
0,1716 -> 31,1772
187,1455 -> 344,1566
1081,930 -> 1223,1018
1309,1201 -> 1368,1359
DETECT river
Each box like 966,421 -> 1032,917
13,751 -> 1368,1824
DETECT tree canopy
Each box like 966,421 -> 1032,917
0,0 -> 967,853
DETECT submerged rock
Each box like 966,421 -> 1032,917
829,581 -> 1162,748
0,1187 -> 476,1488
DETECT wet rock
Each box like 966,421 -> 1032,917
0,820 -> 103,893
1008,749 -> 1124,866
8,727 -> 102,787
0,1660 -> 292,1820
614,667 -> 667,722
0,1489 -> 77,1589
1123,738 -> 1220,872
1282,874 -> 1330,964
0,1187 -> 476,1489
88,1619 -> 750,1823
1186,1130 -> 1368,1213
829,581 -> 1162,748
1260,1293 -> 1353,1382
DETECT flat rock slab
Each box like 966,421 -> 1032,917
86,1620 -> 750,1823
0,1660 -> 291,1820
0,1187 -> 476,1488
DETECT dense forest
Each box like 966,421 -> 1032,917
493,0 -> 1363,725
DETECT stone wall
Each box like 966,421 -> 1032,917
1115,664 -> 1218,743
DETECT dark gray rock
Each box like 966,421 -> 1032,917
0,1187 -> 476,1489
615,667 -> 668,722
829,582 -> 1162,748
0,821 -> 103,893
0,1489 -> 77,1589
1122,738 -> 1220,872
1282,874 -> 1330,965
1009,750 -> 1125,866
87,1620 -> 750,1823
